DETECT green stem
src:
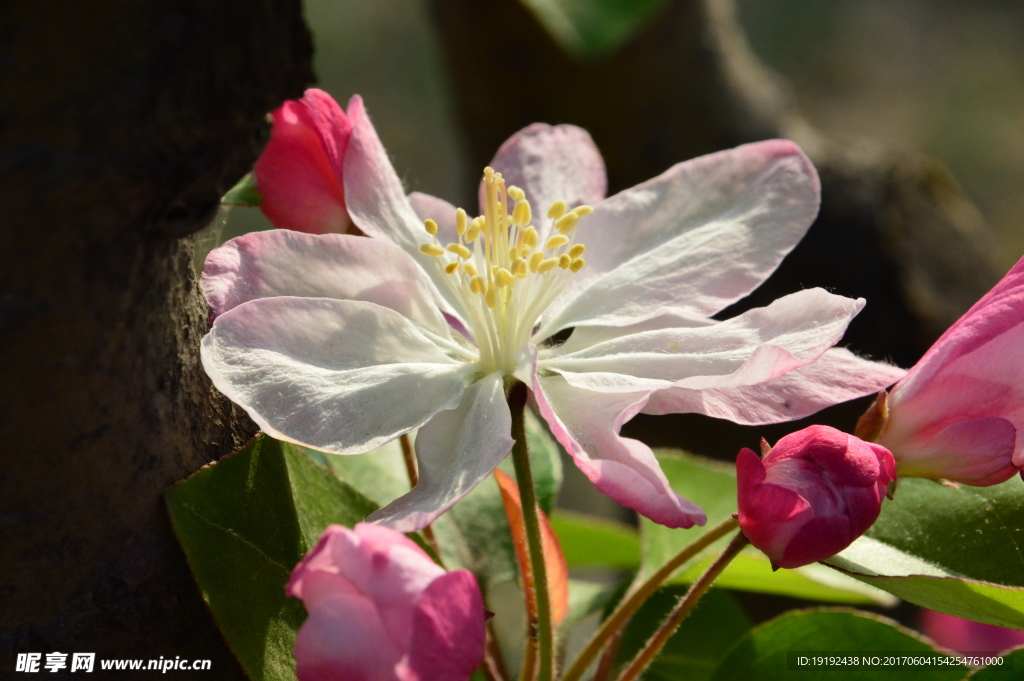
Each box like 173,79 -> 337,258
507,380 -> 554,681
560,516 -> 739,681
400,433 -> 441,560
612,531 -> 751,681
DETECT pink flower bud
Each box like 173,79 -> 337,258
921,609 -> 1024,655
286,524 -> 486,681
874,255 -> 1024,485
737,425 -> 896,569
255,88 -> 354,234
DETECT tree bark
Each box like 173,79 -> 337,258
1,1 -> 313,674
429,0 -> 1002,457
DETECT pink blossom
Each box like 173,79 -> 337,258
875,256 -> 1024,485
286,524 -> 485,681
201,97 -> 905,532
255,88 -> 353,235
737,425 -> 896,569
921,610 -> 1024,655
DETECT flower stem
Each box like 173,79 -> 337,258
400,433 -> 440,555
507,380 -> 554,681
612,531 -> 750,681
560,516 -> 739,681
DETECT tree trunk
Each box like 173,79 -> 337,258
1,1 -> 313,674
429,0 -> 1002,457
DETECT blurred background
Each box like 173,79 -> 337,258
195,0 -> 1019,622
206,0 -> 1023,266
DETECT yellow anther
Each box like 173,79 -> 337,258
512,199 -> 532,226
547,200 -> 567,220
447,243 -> 472,259
466,218 -> 483,243
529,251 -> 544,273
444,261 -> 460,274
504,214 -> 514,228
485,286 -> 497,308
572,205 -> 594,217
523,226 -> 539,249
555,213 -> 580,234
537,258 -> 559,274
545,235 -> 569,250
569,258 -> 586,273
558,254 -> 571,269
495,268 -> 515,287
456,208 -> 468,236
419,243 -> 445,257
511,257 -> 528,277
470,275 -> 486,294
568,244 -> 586,258
464,262 -> 478,277
424,219 -> 438,235
507,186 -> 525,201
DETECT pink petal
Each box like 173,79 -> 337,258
294,591 -> 402,681
201,230 -> 451,337
255,89 -> 352,235
646,348 -> 905,425
368,372 -> 514,532
545,288 -> 865,391
893,417 -> 1018,486
403,570 -> 487,681
520,347 -> 706,529
538,140 -> 820,337
482,123 -> 607,241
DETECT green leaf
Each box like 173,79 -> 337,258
166,435 -> 378,681
222,172 -> 263,206
550,510 -> 640,570
519,0 -> 670,61
639,451 -> 895,605
709,609 -> 967,681
968,647 -> 1024,680
827,476 -> 1024,629
612,587 -> 752,681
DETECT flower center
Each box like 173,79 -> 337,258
419,167 -> 591,373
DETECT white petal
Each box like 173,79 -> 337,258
518,346 -> 705,529
342,96 -> 464,318
201,230 -> 452,339
537,140 -> 820,337
543,289 -> 864,391
483,124 -> 607,242
201,297 -> 472,454
368,372 -> 514,532
644,348 -> 907,424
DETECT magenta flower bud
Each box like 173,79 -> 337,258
737,425 -> 896,569
286,524 -> 486,681
255,88 -> 354,235
873,255 -> 1024,486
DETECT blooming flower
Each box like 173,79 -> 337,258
254,88 -> 353,234
869,255 -> 1024,485
737,425 -> 896,569
201,94 -> 905,532
286,523 -> 486,681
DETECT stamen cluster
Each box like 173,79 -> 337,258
418,167 -> 591,372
